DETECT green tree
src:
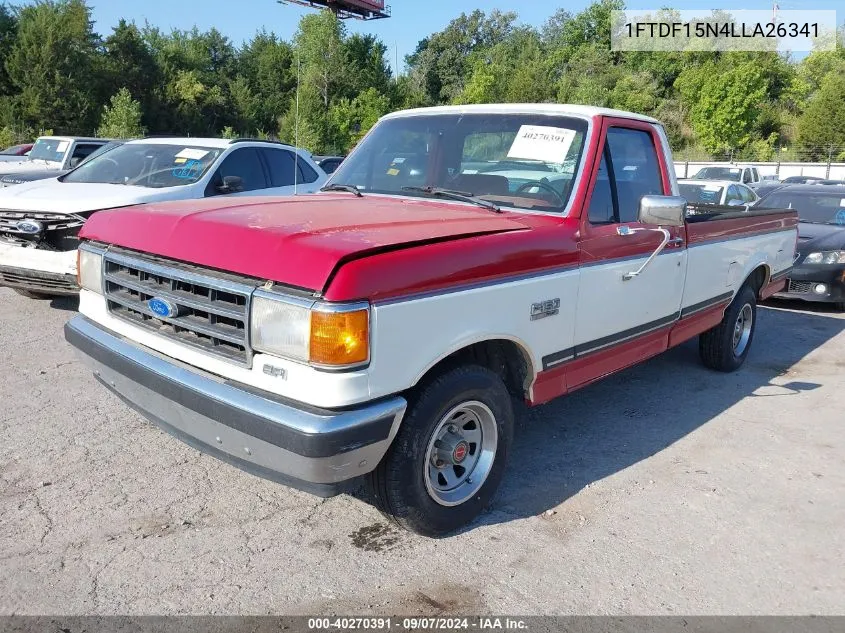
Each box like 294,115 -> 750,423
687,61 -> 769,154
97,88 -> 145,138
5,0 -> 101,133
796,72 -> 845,160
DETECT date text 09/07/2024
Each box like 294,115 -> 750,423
624,21 -> 819,39
307,617 -> 528,630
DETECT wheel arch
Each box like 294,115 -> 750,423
410,335 -> 535,401
743,261 -> 771,298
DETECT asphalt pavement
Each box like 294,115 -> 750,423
1,287 -> 843,615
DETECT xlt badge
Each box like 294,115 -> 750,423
530,299 -> 560,321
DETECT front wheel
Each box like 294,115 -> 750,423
367,365 -> 514,537
699,284 -> 757,372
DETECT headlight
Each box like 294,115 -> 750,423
804,251 -> 845,265
77,244 -> 103,293
250,291 -> 370,369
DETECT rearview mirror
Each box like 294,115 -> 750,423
217,175 -> 244,194
638,195 -> 686,227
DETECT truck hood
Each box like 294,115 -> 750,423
0,169 -> 69,185
0,160 -> 62,173
81,194 -> 531,292
0,180 -> 189,214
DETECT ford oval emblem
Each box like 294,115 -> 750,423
16,220 -> 43,234
148,297 -> 178,319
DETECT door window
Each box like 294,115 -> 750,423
207,148 -> 267,195
297,158 -> 320,183
70,143 -> 103,167
262,148 -> 297,187
588,127 -> 664,224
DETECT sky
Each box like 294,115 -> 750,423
10,0 -> 844,73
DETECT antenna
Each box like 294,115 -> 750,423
294,52 -> 300,196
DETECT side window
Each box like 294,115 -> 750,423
70,143 -> 102,167
207,148 -> 267,195
742,169 -> 751,184
262,148 -> 297,187
740,186 -> 755,203
751,168 -> 759,182
297,157 -> 319,183
604,127 -> 664,224
587,150 -> 616,224
725,185 -> 742,204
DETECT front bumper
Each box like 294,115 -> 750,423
0,243 -> 78,294
774,264 -> 845,304
65,316 -> 407,497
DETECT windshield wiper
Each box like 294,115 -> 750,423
321,183 -> 362,197
401,186 -> 502,213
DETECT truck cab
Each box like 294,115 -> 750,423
65,105 -> 797,536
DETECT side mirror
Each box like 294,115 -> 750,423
68,157 -> 81,169
637,195 -> 686,227
217,175 -> 244,194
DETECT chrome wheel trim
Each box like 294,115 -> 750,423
423,401 -> 498,507
732,303 -> 753,356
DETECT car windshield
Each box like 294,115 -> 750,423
329,113 -> 588,213
692,167 -> 742,182
758,192 -> 845,225
29,138 -> 71,163
62,143 -> 222,187
679,183 -> 725,204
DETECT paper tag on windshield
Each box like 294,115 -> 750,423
56,141 -> 69,153
507,125 -> 576,163
175,148 -> 209,160
840,198 -> 845,208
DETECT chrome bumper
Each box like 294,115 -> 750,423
65,316 -> 407,496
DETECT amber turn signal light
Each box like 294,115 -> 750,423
309,308 -> 369,367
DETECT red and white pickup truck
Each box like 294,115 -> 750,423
65,105 -> 798,536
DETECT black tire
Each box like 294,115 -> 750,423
367,365 -> 514,537
699,283 -> 757,372
13,288 -> 54,299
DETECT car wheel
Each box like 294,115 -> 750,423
367,365 -> 514,537
699,283 -> 757,372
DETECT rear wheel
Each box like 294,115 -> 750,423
367,365 -> 514,537
699,284 -> 757,372
13,288 -> 54,299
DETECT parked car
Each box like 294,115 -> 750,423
0,136 -> 111,173
64,104 -> 797,536
0,137 -> 327,297
690,164 -> 762,186
678,179 -> 759,208
313,155 -> 346,175
780,175 -> 826,185
757,183 -> 845,309
0,143 -> 34,162
0,141 -> 126,187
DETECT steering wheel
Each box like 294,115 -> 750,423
516,180 -> 565,206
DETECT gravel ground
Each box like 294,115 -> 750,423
1,287 -> 843,615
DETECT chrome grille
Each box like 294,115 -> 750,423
103,250 -> 257,365
0,211 -> 85,233
788,280 -> 814,294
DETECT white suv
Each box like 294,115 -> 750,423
0,137 -> 327,297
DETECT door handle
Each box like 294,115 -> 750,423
666,237 -> 685,247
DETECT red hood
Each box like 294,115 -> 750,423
81,194 -> 530,291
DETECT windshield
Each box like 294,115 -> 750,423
62,143 -> 222,187
758,192 -> 845,225
679,183 -> 725,204
30,138 -> 71,163
329,113 -> 588,213
692,167 -> 742,182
